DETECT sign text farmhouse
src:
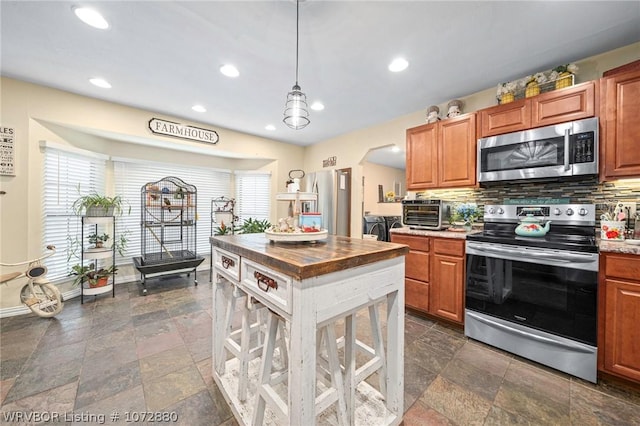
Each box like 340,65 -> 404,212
149,118 -> 219,144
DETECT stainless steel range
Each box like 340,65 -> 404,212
465,203 -> 598,383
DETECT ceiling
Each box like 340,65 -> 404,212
1,1 -> 639,156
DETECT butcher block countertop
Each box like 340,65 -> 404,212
210,234 -> 409,280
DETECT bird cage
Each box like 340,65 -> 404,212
133,176 -> 204,294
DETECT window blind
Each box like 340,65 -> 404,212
113,160 -> 232,259
43,148 -> 106,281
235,171 -> 271,224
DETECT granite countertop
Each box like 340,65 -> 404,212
598,239 -> 640,255
389,226 -> 482,240
210,234 -> 409,280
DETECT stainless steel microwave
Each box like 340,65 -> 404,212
477,117 -> 598,183
402,199 -> 452,230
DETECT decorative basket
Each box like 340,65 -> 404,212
601,221 -> 625,241
498,74 -> 575,104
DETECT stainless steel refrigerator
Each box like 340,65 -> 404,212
304,169 -> 350,236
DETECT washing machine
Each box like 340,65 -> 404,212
362,215 -> 387,241
383,216 -> 403,241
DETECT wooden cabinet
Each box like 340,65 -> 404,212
478,81 -> 596,138
406,113 -> 476,190
406,123 -> 437,189
391,234 -> 430,312
391,234 -> 465,324
598,252 -> 640,384
600,69 -> 640,180
431,239 -> 465,323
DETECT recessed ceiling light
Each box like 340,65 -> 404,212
388,58 -> 409,72
192,105 -> 206,113
73,6 -> 109,29
89,78 -> 111,89
265,124 -> 276,131
220,64 -> 239,78
310,102 -> 325,111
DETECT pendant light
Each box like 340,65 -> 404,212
283,0 -> 310,130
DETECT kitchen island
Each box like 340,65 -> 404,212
210,234 -> 408,426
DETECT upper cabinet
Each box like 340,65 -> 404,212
478,81 -> 596,138
600,69 -> 640,180
406,113 -> 477,190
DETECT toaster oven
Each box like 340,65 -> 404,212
402,199 -> 453,230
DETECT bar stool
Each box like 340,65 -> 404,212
333,302 -> 387,423
252,309 -> 348,426
216,285 -> 287,402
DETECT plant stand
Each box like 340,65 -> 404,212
80,216 -> 116,303
210,196 -> 237,282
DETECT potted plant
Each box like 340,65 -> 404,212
70,263 -> 117,288
237,218 -> 271,234
88,232 -> 109,248
72,187 -> 130,217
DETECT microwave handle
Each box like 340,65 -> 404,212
564,129 -> 571,171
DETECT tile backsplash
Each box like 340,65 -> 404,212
413,176 -> 640,224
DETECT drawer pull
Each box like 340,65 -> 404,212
221,256 -> 235,269
254,271 -> 278,292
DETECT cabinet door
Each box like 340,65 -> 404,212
603,278 -> 640,382
405,249 -> 430,282
531,81 -> 595,127
478,99 -> 530,138
405,278 -> 429,312
430,253 -> 464,323
406,123 -> 438,189
601,70 -> 640,179
438,114 -> 477,188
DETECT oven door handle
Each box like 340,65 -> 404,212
467,244 -> 596,263
467,311 -> 595,353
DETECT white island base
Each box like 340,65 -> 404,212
215,354 -> 396,426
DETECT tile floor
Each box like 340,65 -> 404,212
1,275 -> 639,425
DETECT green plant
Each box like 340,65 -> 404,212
88,232 -> 109,246
70,263 -> 117,287
237,218 -> 271,234
213,221 -> 234,236
72,186 -> 130,216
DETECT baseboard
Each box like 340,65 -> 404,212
0,265 -> 211,318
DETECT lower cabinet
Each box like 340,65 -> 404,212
599,252 -> 640,384
391,233 -> 465,324
431,239 -> 465,323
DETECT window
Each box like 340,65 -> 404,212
43,145 -> 106,281
235,171 -> 271,223
113,159 -> 232,259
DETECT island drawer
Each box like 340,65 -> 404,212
214,247 -> 241,282
240,259 -> 292,316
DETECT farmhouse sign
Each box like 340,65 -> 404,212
148,118 -> 219,144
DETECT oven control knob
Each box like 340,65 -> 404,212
579,208 -> 588,216
553,208 -> 562,216
566,208 -> 574,216
497,207 -> 504,215
488,207 -> 495,214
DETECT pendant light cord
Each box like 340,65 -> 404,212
295,0 -> 300,85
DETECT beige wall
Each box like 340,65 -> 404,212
0,78 -> 305,309
362,162 -> 404,217
303,42 -> 640,237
